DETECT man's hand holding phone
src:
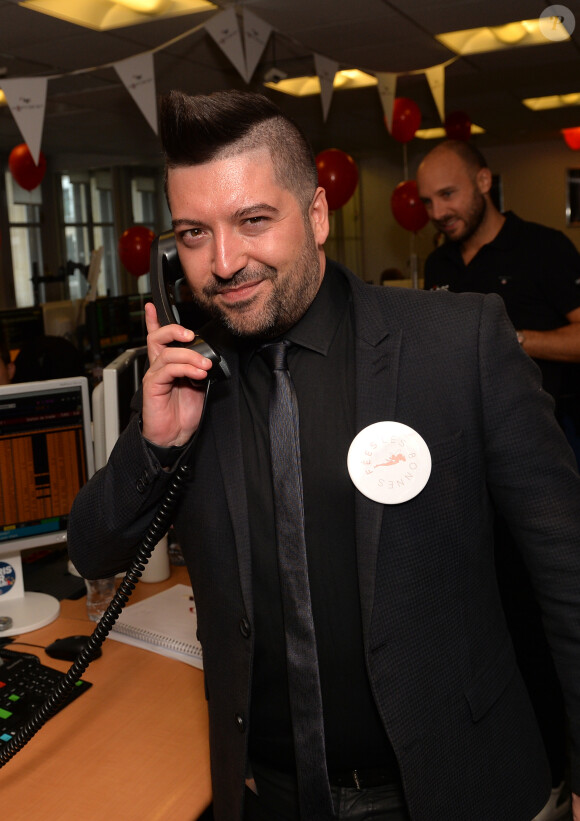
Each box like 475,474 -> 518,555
141,302 -> 213,448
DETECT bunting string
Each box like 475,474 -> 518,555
0,6 -> 459,164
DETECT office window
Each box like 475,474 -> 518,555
567,169 -> 580,226
131,175 -> 157,225
5,172 -> 44,307
61,170 -> 119,299
130,173 -> 159,292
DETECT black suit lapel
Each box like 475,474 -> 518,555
210,347 -> 254,617
352,282 -> 402,636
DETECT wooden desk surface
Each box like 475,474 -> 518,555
0,566 -> 211,821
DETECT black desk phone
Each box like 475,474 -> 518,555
0,233 -> 230,768
150,230 -> 230,384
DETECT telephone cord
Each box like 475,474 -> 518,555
0,380 -> 211,768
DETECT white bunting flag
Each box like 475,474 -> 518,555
314,53 -> 338,121
1,77 -> 47,165
114,52 -> 158,134
376,72 -> 397,132
243,9 -> 272,83
425,64 -> 445,122
205,8 -> 247,83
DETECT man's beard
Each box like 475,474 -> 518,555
437,190 -> 487,245
191,230 -> 322,339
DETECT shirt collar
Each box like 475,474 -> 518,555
439,210 -> 516,262
285,262 -> 350,355
239,261 -> 351,371
488,210 -> 516,250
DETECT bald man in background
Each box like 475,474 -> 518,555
418,141 -> 580,821
417,140 -> 580,456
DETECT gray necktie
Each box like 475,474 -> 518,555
261,341 -> 334,819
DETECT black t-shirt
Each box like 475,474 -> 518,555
424,212 -> 580,399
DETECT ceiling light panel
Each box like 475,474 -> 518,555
415,124 -> 485,139
436,18 -> 570,55
264,69 -> 377,97
522,93 -> 580,111
19,0 -> 217,31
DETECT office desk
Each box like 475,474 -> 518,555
1,566 -> 211,821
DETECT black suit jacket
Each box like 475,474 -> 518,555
69,260 -> 580,821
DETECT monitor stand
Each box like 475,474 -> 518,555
0,552 -> 60,637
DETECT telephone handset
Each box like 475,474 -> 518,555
150,230 -> 230,384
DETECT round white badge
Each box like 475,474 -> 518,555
347,421 -> 432,504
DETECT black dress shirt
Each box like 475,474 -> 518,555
239,264 -> 398,777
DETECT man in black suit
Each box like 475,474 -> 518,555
417,140 -> 580,819
68,90 -> 580,821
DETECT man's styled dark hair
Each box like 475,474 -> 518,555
159,89 -> 319,211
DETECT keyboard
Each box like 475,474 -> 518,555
0,647 -> 92,747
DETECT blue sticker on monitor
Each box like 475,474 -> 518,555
0,562 -> 16,595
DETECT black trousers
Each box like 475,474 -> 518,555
243,762 -> 411,821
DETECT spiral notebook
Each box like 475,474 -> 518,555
109,583 -> 203,669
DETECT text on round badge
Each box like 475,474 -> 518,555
347,421 -> 432,504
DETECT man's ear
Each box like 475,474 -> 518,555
309,187 -> 330,246
476,167 -> 493,195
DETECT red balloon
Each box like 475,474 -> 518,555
118,226 -> 155,277
391,180 -> 429,233
387,98 -> 422,144
9,143 -> 47,191
315,148 -> 359,211
563,127 -> 580,150
445,110 -> 472,141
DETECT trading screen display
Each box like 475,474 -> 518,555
0,307 -> 44,359
85,296 -> 131,360
0,385 -> 89,545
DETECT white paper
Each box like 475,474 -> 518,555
110,583 -> 203,669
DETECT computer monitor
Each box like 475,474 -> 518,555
0,307 -> 44,360
91,347 -> 148,471
0,376 -> 95,635
84,295 -> 131,365
127,293 -> 150,348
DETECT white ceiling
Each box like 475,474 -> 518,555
1,0 -> 580,167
